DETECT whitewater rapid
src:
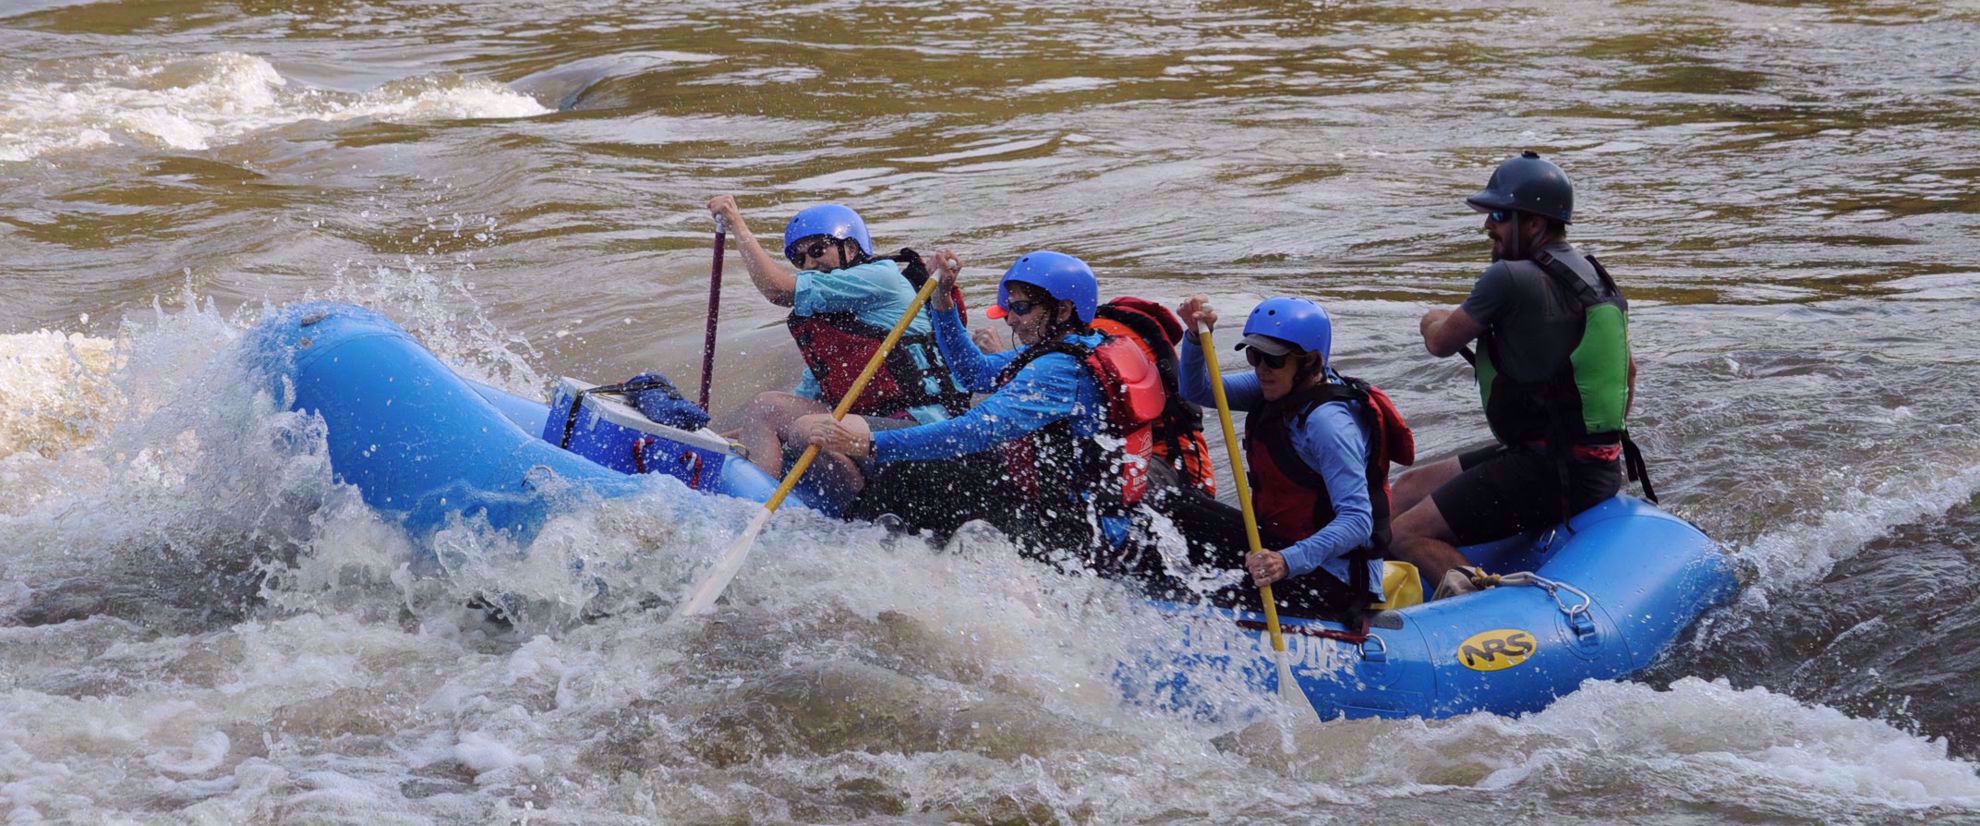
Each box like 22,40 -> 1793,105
0,52 -> 547,163
3,289 -> 1978,822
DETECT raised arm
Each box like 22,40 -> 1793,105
1176,295 -> 1265,411
794,353 -> 1086,462
708,194 -> 798,306
927,251 -> 1015,391
1418,306 -> 1486,358
873,353 -> 1085,462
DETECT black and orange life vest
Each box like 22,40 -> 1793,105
1244,375 -> 1414,594
992,334 -> 1167,513
1091,299 -> 1217,496
785,248 -> 971,419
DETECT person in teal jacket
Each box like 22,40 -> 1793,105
706,196 -> 969,512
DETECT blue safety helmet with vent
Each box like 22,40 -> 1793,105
994,251 -> 1100,324
1236,296 -> 1331,362
783,204 -> 874,263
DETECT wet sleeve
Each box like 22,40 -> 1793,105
1178,337 -> 1264,412
872,353 -> 1082,463
1457,262 -> 1514,326
1274,403 -> 1374,580
931,305 -> 1016,392
791,267 -> 892,317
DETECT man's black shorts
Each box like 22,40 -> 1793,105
1430,444 -> 1622,546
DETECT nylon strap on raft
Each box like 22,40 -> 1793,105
1622,432 -> 1657,503
558,376 -> 682,450
1235,613 -> 1373,645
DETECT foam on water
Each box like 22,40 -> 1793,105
1331,678 -> 1980,813
0,327 -> 117,465
0,52 -> 549,163
1738,461 -> 1980,593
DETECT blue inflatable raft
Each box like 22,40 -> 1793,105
245,302 -> 1740,721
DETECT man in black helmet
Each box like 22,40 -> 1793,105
1390,151 -> 1648,600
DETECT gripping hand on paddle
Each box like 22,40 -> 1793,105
929,249 -> 962,311
706,195 -> 746,235
1247,549 -> 1289,588
1178,294 -> 1219,334
792,413 -> 872,459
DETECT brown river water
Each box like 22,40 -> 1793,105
4,0 -> 1980,822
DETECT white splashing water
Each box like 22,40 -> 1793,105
310,253 -> 548,397
1338,678 -> 1980,810
0,52 -> 549,163
0,329 -> 118,464
1735,462 -> 1980,592
3,292 -> 1978,821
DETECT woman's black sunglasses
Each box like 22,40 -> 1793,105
1245,348 -> 1296,370
787,237 -> 833,266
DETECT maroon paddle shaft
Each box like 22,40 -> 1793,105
698,229 -> 725,410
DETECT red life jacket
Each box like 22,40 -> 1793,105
1091,299 -> 1217,496
1244,375 -> 1414,594
785,249 -> 971,419
993,334 -> 1166,511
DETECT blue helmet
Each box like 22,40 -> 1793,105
1238,296 -> 1331,362
997,251 -> 1099,324
783,204 -> 874,262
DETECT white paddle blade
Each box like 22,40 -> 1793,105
675,505 -> 774,618
1275,648 -> 1320,720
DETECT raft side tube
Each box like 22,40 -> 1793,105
1131,497 -> 1738,720
243,302 -> 644,543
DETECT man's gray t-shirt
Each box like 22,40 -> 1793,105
1457,241 -> 1621,384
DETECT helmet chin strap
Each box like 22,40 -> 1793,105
817,238 -> 871,273
1044,304 -> 1083,339
1505,211 -> 1526,261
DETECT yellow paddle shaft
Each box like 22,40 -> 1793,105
1196,328 -> 1291,655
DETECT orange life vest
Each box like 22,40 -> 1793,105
1090,299 -> 1217,495
993,334 -> 1166,510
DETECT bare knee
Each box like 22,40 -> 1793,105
744,391 -> 802,413
741,392 -> 813,431
1392,456 -> 1462,515
1392,498 -> 1455,545
1389,499 -> 1471,581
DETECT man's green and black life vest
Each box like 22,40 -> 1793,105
1473,244 -> 1656,501
1474,246 -> 1630,453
